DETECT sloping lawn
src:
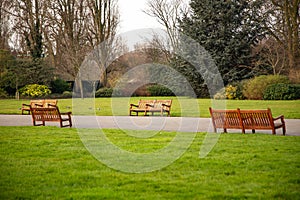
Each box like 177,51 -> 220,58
0,98 -> 300,118
0,126 -> 299,199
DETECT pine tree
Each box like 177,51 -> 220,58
180,0 -> 266,84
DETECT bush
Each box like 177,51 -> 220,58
243,75 -> 290,100
147,85 -> 174,96
20,84 -> 51,98
50,79 -> 71,94
263,84 -> 300,100
62,91 -> 73,98
95,87 -> 113,97
214,83 -> 245,100
0,88 -> 8,98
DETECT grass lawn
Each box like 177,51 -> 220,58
0,126 -> 299,199
0,97 -> 300,118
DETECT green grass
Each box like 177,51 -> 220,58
0,126 -> 299,199
0,97 -> 300,118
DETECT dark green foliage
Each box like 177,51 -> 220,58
179,0 -> 266,85
50,78 -> 71,94
243,75 -> 290,100
95,87 -> 113,97
0,88 -> 8,98
263,84 -> 300,100
147,85 -> 175,96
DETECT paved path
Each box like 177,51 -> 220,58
0,115 -> 299,136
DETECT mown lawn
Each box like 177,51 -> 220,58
0,126 -> 299,199
0,97 -> 300,118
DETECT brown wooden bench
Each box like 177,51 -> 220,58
129,100 -> 155,116
129,99 -> 172,116
209,107 -> 244,133
240,109 -> 286,135
209,107 -> 286,135
22,99 -> 58,115
30,104 -> 72,128
148,100 -> 172,117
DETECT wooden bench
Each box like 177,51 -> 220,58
22,99 -> 58,115
209,107 -> 244,133
240,109 -> 286,135
30,104 -> 72,128
209,107 -> 286,135
148,100 -> 172,117
129,100 -> 155,116
129,99 -> 172,116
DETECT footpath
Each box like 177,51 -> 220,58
0,115 -> 299,136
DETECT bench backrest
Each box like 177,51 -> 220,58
138,100 -> 155,109
240,109 -> 274,129
43,99 -> 58,107
31,106 -> 62,122
30,100 -> 44,108
30,99 -> 58,108
154,100 -> 172,110
209,107 -> 243,129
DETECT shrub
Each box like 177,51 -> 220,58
263,84 -> 300,100
214,83 -> 245,100
214,88 -> 226,99
0,88 -> 8,98
20,84 -> 51,98
62,91 -> 73,98
50,79 -> 71,94
243,75 -> 290,100
147,85 -> 174,96
95,87 -> 113,97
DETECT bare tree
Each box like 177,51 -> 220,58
144,0 -> 189,51
264,0 -> 300,74
85,0 -> 121,87
0,0 -> 12,50
8,0 -> 48,59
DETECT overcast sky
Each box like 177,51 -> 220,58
118,0 -> 163,33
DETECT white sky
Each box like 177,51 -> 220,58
118,0 -> 163,33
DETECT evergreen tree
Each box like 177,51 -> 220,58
180,0 -> 266,84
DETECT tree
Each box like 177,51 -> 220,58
180,0 -> 266,85
0,0 -> 12,50
262,0 -> 300,81
9,0 -> 46,59
85,0 -> 120,87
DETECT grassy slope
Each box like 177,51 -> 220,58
0,126 -> 299,199
0,97 -> 300,118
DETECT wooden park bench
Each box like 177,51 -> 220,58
22,99 -> 58,115
240,109 -> 286,135
129,100 -> 155,116
148,100 -> 172,117
209,107 -> 286,135
30,104 -> 72,128
129,99 -> 172,116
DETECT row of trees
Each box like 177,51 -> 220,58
0,0 -> 119,97
145,0 -> 299,88
0,0 -> 299,98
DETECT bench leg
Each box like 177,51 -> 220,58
223,128 -> 227,133
282,125 -> 286,136
252,129 -> 255,134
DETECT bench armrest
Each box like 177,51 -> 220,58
60,112 -> 72,117
273,115 -> 285,122
22,104 -> 30,107
146,103 -> 154,107
130,104 -> 138,108
162,103 -> 170,107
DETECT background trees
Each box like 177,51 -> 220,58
0,0 -> 299,98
